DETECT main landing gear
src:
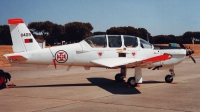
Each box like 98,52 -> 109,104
115,68 -> 126,82
115,67 -> 142,87
127,77 -> 137,87
165,69 -> 175,83
115,67 -> 175,87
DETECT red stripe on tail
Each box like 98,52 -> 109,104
8,18 -> 24,24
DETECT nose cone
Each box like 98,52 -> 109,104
186,48 -> 194,56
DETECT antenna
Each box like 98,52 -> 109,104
147,33 -> 149,42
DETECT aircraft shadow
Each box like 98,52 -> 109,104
9,77 -> 141,95
142,80 -> 166,84
87,77 -> 141,95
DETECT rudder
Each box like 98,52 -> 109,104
8,18 -> 41,53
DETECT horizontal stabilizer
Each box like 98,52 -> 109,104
7,55 -> 25,59
4,54 -> 27,62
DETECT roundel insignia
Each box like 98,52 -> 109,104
55,50 -> 68,63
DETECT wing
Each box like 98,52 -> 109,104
91,54 -> 172,68
91,58 -> 142,68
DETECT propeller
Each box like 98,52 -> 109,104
189,55 -> 196,63
49,48 -> 57,69
53,57 -> 57,69
186,46 -> 196,63
179,43 -> 196,63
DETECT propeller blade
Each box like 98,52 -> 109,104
179,43 -> 196,63
53,58 -> 57,69
179,43 -> 186,49
189,55 -> 196,63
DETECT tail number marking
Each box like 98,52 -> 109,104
21,33 -> 31,37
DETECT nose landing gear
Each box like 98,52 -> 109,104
165,69 -> 175,83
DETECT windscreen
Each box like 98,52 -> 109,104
140,38 -> 152,49
108,35 -> 122,47
85,35 -> 107,48
124,35 -> 138,48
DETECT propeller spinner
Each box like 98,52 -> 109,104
179,43 -> 196,63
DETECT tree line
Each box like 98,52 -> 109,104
0,21 -> 199,45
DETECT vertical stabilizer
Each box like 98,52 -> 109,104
8,18 -> 41,53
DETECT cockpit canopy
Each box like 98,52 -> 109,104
84,35 -> 152,49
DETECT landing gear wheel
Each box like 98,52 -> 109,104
115,73 -> 124,82
127,77 -> 137,87
165,75 -> 173,83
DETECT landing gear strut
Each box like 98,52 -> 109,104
115,66 -> 142,87
115,67 -> 126,82
127,66 -> 142,87
165,69 -> 175,83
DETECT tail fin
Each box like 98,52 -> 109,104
8,18 -> 41,53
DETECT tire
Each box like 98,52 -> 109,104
115,73 -> 124,82
127,77 -> 137,87
165,75 -> 173,83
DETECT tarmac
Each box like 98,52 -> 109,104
0,57 -> 200,112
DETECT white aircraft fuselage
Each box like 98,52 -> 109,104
4,36 -> 186,69
3,18 -> 192,87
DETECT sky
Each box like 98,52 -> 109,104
0,0 -> 200,36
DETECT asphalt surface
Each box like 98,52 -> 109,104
0,57 -> 200,112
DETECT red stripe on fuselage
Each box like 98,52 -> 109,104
143,54 -> 171,62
